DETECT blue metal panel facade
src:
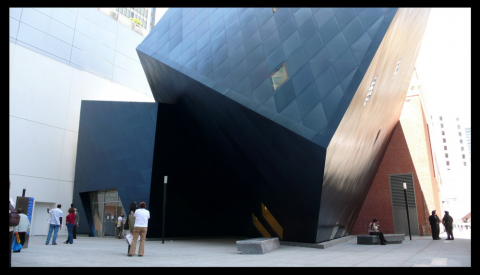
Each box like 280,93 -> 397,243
137,8 -> 397,147
72,101 -> 158,236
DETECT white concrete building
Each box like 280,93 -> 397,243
9,7 -> 160,236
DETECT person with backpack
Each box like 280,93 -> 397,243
369,219 -> 388,245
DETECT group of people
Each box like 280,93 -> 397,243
9,180 -> 33,266
9,195 -> 151,260
9,179 -> 151,267
45,204 -> 80,245
43,200 -> 151,257
429,210 -> 454,240
368,209 -> 455,245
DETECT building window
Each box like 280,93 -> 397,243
464,162 -> 467,166
272,7 -> 281,13
460,139 -> 463,144
393,58 -> 402,78
462,154 -> 465,159
364,76 -> 378,106
440,124 -> 444,128
461,147 -> 464,151
457,125 -> 461,129
444,146 -> 447,150
445,153 -> 449,158
443,138 -> 446,143
459,132 -> 462,136
439,116 -> 443,121
446,161 -> 450,166
270,63 -> 288,91
442,131 -> 445,136
456,118 -> 459,122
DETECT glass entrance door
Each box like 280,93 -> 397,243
90,189 -> 125,237
103,202 -> 117,237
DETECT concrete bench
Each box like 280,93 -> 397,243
357,234 -> 405,245
236,237 -> 280,254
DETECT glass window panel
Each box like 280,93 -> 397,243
97,190 -> 105,203
105,189 -> 118,202
270,63 -> 288,91
91,201 -> 103,237
103,202 -> 117,237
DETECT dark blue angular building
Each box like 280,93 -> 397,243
73,8 -> 430,243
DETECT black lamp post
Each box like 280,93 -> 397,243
162,176 -> 167,244
403,183 -> 412,240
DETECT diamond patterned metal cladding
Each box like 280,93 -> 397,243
137,8 -> 397,147
131,8 -> 430,243
72,100 -> 158,234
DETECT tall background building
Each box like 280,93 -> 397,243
428,114 -> 471,222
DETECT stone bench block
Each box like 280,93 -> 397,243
357,234 -> 405,245
236,237 -> 280,254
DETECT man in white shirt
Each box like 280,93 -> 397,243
45,204 -> 63,245
128,202 -> 150,257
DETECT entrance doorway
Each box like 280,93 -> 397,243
89,189 -> 125,238
389,173 -> 419,235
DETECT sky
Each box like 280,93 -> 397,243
414,8 -> 471,127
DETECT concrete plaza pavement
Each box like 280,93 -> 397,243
11,229 -> 470,267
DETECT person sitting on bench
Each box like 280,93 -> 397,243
369,219 -> 388,245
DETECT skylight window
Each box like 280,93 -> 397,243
270,63 -> 288,91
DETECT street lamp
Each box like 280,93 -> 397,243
403,183 -> 412,240
162,176 -> 168,244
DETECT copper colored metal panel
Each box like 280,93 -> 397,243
317,8 -> 431,242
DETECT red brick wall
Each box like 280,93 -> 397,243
350,94 -> 439,236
